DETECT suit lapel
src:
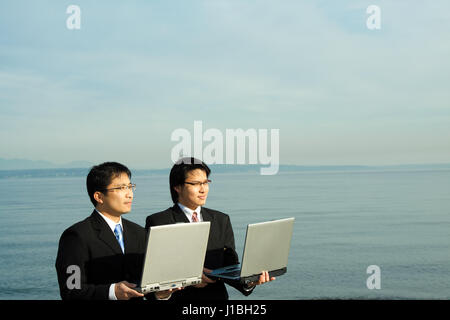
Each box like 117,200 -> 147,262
171,204 -> 214,223
200,207 -> 213,223
90,211 -> 123,255
122,220 -> 136,253
171,204 -> 190,223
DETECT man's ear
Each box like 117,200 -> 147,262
174,185 -> 182,195
93,191 -> 104,205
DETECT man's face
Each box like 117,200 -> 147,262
96,172 -> 133,217
175,169 -> 209,210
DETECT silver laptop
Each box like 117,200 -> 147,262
136,221 -> 211,294
207,217 -> 294,284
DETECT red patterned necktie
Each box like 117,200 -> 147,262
192,212 -> 199,222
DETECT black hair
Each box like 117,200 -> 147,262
169,157 -> 211,204
86,162 -> 131,207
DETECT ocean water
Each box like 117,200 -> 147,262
0,168 -> 449,300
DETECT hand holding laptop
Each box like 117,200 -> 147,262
247,270 -> 276,286
203,270 -> 275,287
206,218 -> 294,284
154,287 -> 184,299
115,281 -> 145,300
114,281 -> 183,300
194,268 -> 217,288
137,222 -> 211,295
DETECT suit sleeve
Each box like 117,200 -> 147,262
144,215 -> 153,231
222,214 -> 239,266
221,214 -> 254,296
55,229 -> 110,300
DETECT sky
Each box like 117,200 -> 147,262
1,0 -> 449,169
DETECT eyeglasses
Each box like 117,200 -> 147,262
184,180 -> 211,188
102,183 -> 136,193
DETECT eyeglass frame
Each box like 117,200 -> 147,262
184,180 -> 212,188
101,183 -> 136,193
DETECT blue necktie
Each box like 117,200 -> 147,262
114,224 -> 125,253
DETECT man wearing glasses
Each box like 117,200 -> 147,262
145,157 -> 274,301
55,162 -> 171,300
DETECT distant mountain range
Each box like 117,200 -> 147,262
0,158 -> 94,170
1,158 -> 450,172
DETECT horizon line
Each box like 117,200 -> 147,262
2,162 -> 450,172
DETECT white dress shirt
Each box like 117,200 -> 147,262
177,203 -> 202,222
95,209 -> 123,300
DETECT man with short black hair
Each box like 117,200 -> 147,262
56,162 -> 170,300
145,157 -> 275,301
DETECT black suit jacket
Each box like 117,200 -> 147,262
145,205 -> 253,301
55,210 -> 147,300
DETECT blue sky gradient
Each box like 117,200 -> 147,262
1,1 -> 449,169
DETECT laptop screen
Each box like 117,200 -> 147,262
240,217 -> 294,277
140,222 -> 210,286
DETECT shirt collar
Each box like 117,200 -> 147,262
177,203 -> 202,222
95,209 -> 123,233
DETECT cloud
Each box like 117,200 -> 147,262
1,1 -> 449,167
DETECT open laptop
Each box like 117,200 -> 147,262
206,217 -> 295,284
135,221 -> 210,294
